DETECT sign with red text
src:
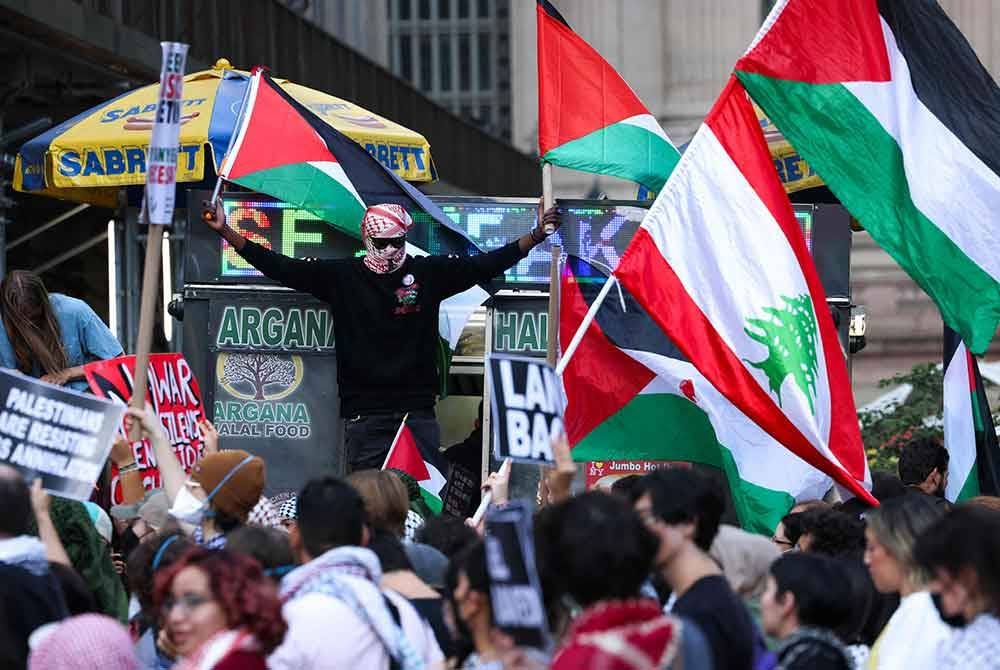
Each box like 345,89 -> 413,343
584,459 -> 691,491
144,41 -> 188,225
84,353 -> 205,503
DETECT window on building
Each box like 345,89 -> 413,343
399,35 -> 413,82
398,0 -> 411,20
440,36 -> 452,91
460,104 -> 474,120
439,0 -> 450,19
478,0 -> 490,18
419,0 -> 430,20
420,35 -> 433,90
478,32 -> 492,90
497,0 -> 509,19
458,33 -> 471,90
458,0 -> 469,18
479,104 -> 492,128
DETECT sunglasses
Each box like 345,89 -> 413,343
370,236 -> 406,250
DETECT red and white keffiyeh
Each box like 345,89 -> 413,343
361,204 -> 413,274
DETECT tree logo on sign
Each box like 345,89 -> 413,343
216,353 -> 304,401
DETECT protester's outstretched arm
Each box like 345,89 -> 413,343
126,406 -> 185,503
544,432 -> 576,506
31,480 -> 71,567
110,437 -> 145,505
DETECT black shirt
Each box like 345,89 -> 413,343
673,575 -> 755,670
238,240 -> 525,416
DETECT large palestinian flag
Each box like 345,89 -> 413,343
943,326 -> 1000,502
736,0 -> 1000,355
613,77 -> 875,506
562,256 -> 832,533
218,70 -> 489,390
536,0 -> 679,193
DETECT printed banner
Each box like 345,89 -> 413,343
441,462 -> 480,519
84,353 -> 206,504
0,370 -> 124,501
144,41 -> 189,225
485,500 -> 550,651
487,355 -> 563,465
585,460 -> 691,490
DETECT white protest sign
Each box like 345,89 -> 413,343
144,41 -> 189,225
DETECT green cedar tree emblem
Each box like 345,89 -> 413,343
744,294 -> 820,415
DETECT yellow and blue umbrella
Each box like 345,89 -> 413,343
754,104 -> 824,195
14,58 -> 436,207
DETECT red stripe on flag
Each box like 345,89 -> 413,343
736,0 -> 890,84
705,78 -> 867,481
559,267 -> 655,447
225,77 -> 336,180
536,1 -> 650,155
966,347 -> 978,394
384,423 -> 431,482
616,230 -> 876,504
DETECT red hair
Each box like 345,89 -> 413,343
153,548 -> 287,655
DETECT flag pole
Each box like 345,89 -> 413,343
555,274 -> 617,376
381,412 -> 410,470
543,162 -> 559,367
203,66 -> 256,223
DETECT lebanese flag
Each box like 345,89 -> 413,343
536,0 -> 679,193
383,417 -> 447,514
614,77 -> 875,505
736,0 -> 1000,355
943,326 -> 1000,502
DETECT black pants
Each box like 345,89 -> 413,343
344,408 -> 440,473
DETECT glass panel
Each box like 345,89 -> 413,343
419,0 -> 430,20
439,0 -> 450,19
398,0 -> 410,20
440,36 -> 452,91
478,32 -> 492,90
399,35 -> 412,82
458,33 -> 471,91
420,35 -> 433,90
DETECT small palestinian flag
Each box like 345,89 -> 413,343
943,326 -> 1000,502
383,417 -> 447,515
536,0 -> 679,193
736,0 -> 1000,355
561,256 -> 832,533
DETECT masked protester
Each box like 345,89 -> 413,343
203,199 -> 562,472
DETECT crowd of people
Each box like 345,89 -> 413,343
1,412 -> 999,670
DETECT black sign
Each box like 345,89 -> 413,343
487,355 -> 562,465
485,500 -> 550,651
441,462 -> 480,518
0,370 -> 124,500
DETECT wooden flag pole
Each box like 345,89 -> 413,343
542,162 -> 559,367
128,206 -> 163,440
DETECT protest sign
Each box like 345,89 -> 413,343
486,354 -> 562,465
0,370 -> 124,501
144,41 -> 188,226
441,461 -> 480,518
84,353 -> 206,504
485,500 -> 550,651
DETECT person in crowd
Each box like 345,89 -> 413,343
897,436 -> 950,501
632,468 -> 756,670
348,469 -> 449,588
270,492 -> 298,532
226,526 -> 296,582
966,495 -> 1000,512
269,475 -> 431,670
0,466 -> 67,669
795,507 -> 866,557
914,505 -> 1000,668
153,548 -> 285,670
863,494 -> 950,669
445,540 -> 498,669
203,199 -> 562,473
415,514 -> 478,559
27,613 -> 139,670
389,468 -> 434,538
772,512 -> 802,553
0,269 -> 123,390
127,406 -> 265,549
126,532 -> 195,670
541,491 -> 713,670
760,553 -> 855,670
247,496 -> 283,530
442,401 -> 485,518
368,528 -> 449,660
610,473 -> 643,498
710,523 -> 780,653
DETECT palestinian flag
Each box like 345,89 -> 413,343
562,256 -> 832,533
536,0 -> 679,193
614,77 -> 875,506
736,0 -> 1000,355
383,417 -> 447,515
219,69 -> 489,392
943,326 -> 1000,502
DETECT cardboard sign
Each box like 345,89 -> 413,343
0,370 -> 124,501
144,41 -> 188,225
486,355 -> 562,465
485,500 -> 550,651
84,354 -> 206,504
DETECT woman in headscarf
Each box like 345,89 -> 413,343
28,613 -> 138,670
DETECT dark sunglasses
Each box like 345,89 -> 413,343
370,236 -> 406,250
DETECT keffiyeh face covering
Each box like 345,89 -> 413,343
361,204 -> 413,274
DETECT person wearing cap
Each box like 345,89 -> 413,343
203,199 -> 563,472
126,406 -> 265,549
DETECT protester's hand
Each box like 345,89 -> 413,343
40,368 -> 73,386
110,437 -> 136,468
30,479 -> 51,518
125,405 -> 167,442
483,458 -> 512,506
111,551 -> 126,575
539,206 -> 563,236
199,419 -> 219,456
201,199 -> 225,232
545,431 -> 575,505
465,515 -> 486,538
156,627 -> 179,660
